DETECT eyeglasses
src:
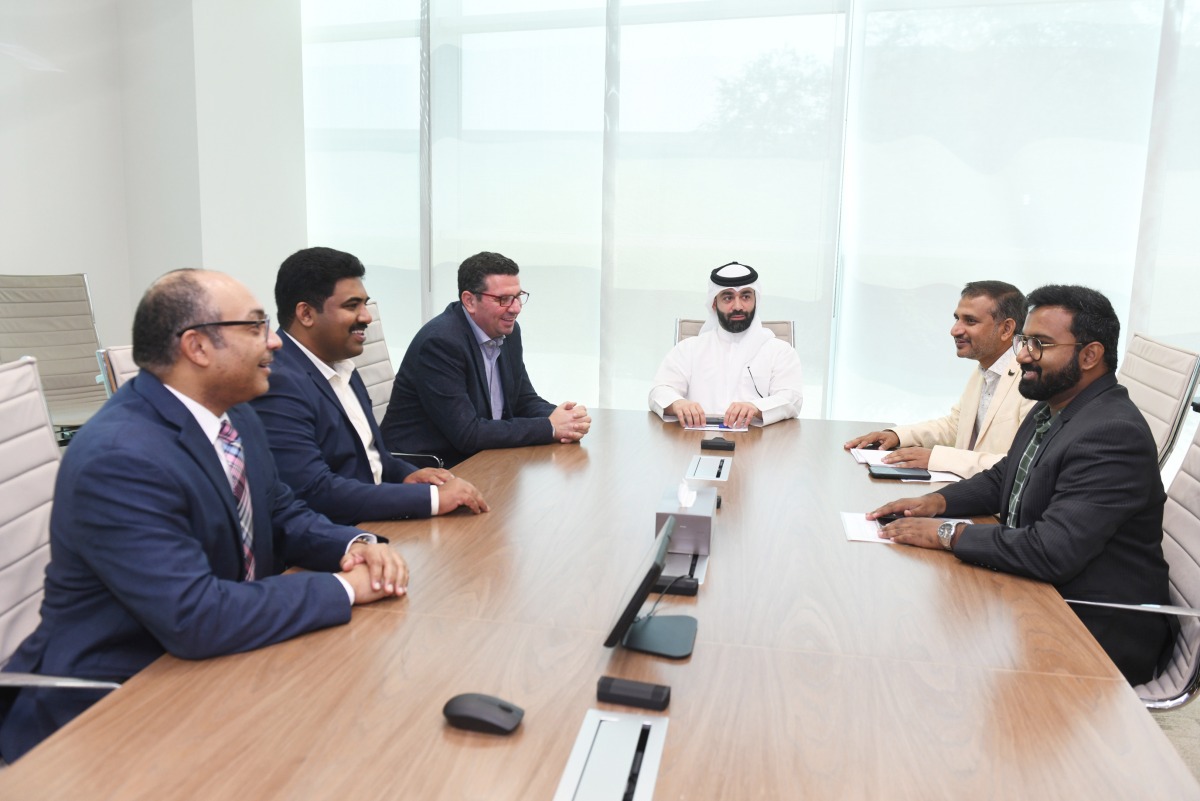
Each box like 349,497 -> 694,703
1012,334 -> 1086,361
476,291 -> 530,308
177,316 -> 272,341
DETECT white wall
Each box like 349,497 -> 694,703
192,0 -> 309,315
1,0 -> 132,346
1,0 -> 308,348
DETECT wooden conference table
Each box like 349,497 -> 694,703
2,411 -> 1197,799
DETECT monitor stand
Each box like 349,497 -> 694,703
622,615 -> 697,659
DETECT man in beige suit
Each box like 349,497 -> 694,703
844,281 -> 1035,478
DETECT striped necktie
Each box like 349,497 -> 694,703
1006,407 -> 1053,528
217,420 -> 256,580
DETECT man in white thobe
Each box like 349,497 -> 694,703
649,262 -> 803,428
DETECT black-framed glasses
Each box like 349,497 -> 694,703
477,291 -> 530,308
177,316 -> 272,341
1012,334 -> 1086,361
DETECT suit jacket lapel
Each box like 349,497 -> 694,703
281,332 -> 373,463
132,372 -> 242,537
454,303 -> 493,406
975,364 -> 1020,444
955,368 -> 985,450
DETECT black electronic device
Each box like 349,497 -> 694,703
602,516 -> 698,659
652,574 -> 699,596
597,676 -> 671,711
876,514 -> 905,525
442,693 -> 524,735
867,464 -> 931,481
701,437 -> 735,451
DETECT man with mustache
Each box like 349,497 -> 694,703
869,285 -> 1174,685
649,262 -> 803,429
844,281 -> 1035,478
252,247 -> 488,524
0,269 -> 408,762
381,251 -> 591,467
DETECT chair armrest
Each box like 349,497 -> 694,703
1066,599 -> 1200,618
0,672 -> 121,690
390,452 -> 444,470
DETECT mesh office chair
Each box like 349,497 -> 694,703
1117,332 -> 1200,469
0,274 -> 108,441
350,301 -> 443,469
0,357 -> 118,691
96,345 -> 138,397
674,318 -> 795,347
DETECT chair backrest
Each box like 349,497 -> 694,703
674,318 -> 795,347
97,345 -> 139,397
0,274 -> 108,430
1117,332 -> 1200,469
1136,422 -> 1200,709
0,358 -> 59,668
351,301 -> 396,424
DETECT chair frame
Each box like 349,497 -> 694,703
674,318 -> 795,347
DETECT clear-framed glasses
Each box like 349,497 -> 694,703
1012,334 -> 1085,361
477,291 -> 530,308
177,315 -> 272,342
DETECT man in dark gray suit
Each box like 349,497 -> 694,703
869,284 -> 1174,685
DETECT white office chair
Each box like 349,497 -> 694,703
0,274 -> 109,440
1117,332 -> 1200,469
350,301 -> 443,469
96,345 -> 138,397
352,301 -> 398,425
1065,419 -> 1200,709
674,318 -> 795,347
0,357 -> 118,691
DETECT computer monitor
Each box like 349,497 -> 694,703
603,516 -> 698,659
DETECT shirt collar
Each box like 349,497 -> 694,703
163,383 -> 226,445
982,348 -> 1016,378
463,307 -> 505,348
284,330 -> 357,383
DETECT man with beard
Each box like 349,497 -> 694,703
380,251 -> 591,467
844,281 -> 1035,478
868,285 -> 1174,685
649,262 -> 803,428
252,247 -> 488,524
0,269 -> 408,762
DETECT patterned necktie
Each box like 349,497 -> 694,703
217,420 -> 256,580
1006,407 -> 1054,527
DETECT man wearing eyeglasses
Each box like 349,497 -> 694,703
251,247 -> 488,524
648,262 -> 803,429
381,251 -> 591,467
0,269 -> 408,763
843,281 -> 1035,478
870,285 -> 1173,685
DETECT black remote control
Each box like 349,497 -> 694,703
597,676 -> 670,711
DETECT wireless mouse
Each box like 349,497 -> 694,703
442,693 -> 524,735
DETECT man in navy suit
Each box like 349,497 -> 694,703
870,285 -> 1174,685
0,269 -> 408,763
381,251 -> 591,467
251,247 -> 487,524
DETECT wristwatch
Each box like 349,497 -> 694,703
937,521 -> 956,551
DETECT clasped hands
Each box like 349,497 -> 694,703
667,400 -> 760,429
550,401 -> 592,443
340,541 -> 409,604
